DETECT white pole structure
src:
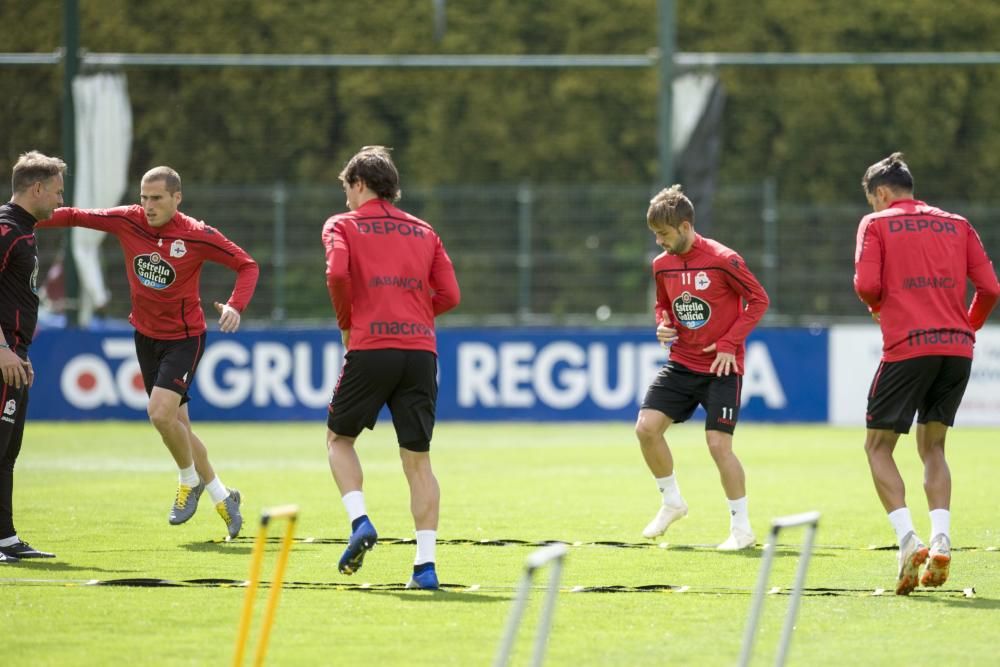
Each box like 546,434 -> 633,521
739,511 -> 821,667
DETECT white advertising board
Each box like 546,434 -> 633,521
829,325 -> 1000,426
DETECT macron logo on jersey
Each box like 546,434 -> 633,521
370,321 -> 434,337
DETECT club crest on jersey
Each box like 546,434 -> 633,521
672,291 -> 711,329
3,399 -> 16,422
170,239 -> 187,258
695,271 -> 711,290
133,252 -> 177,290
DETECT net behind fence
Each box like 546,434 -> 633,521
17,182 -> 1000,326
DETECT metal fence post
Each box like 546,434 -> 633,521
516,183 -> 534,321
272,182 -> 287,322
761,177 -> 778,314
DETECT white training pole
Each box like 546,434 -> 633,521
738,511 -> 820,667
495,543 -> 569,667
530,547 -> 567,667
775,517 -> 819,666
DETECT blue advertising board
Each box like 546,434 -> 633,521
26,326 -> 828,422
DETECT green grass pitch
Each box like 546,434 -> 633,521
3,422 -> 999,665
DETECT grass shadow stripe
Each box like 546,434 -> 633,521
2,577 -> 981,598
208,536 -> 1000,552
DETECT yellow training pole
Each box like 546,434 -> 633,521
232,504 -> 299,667
252,507 -> 299,666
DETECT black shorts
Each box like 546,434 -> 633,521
0,382 -> 28,464
641,361 -> 742,434
134,331 -> 207,406
0,382 -> 29,537
866,355 -> 972,434
328,349 -> 438,452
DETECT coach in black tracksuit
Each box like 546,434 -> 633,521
0,151 -> 66,564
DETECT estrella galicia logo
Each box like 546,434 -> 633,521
133,252 -> 177,289
672,291 -> 711,329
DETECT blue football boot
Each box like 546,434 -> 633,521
338,518 -> 378,575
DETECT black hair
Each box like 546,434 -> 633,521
862,152 -> 914,195
339,146 -> 401,202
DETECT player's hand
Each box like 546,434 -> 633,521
0,347 -> 28,388
340,329 -> 350,350
214,301 -> 241,333
871,311 -> 881,323
23,357 -> 34,388
656,323 -> 678,348
703,344 -> 739,376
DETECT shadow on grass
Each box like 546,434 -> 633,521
4,560 -> 138,574
179,540 -> 254,556
362,588 -> 509,604
908,594 -> 1000,609
675,547 -> 835,560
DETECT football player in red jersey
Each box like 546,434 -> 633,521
0,151 -> 66,563
38,166 -> 259,540
323,146 -> 459,589
854,152 -> 999,594
635,185 -> 769,551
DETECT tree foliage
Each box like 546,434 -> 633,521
3,1 -> 1000,320
2,0 -> 999,198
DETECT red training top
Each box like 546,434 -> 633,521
322,198 -> 460,353
854,198 -> 1000,362
39,205 -> 259,340
653,233 -> 769,375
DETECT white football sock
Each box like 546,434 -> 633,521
887,507 -> 915,544
178,464 -> 199,487
727,496 -> 751,532
655,474 -> 684,507
205,477 -> 229,503
929,508 -> 950,540
341,491 -> 367,522
415,530 -> 437,565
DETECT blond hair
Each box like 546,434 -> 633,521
12,151 -> 67,193
647,184 -> 694,230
